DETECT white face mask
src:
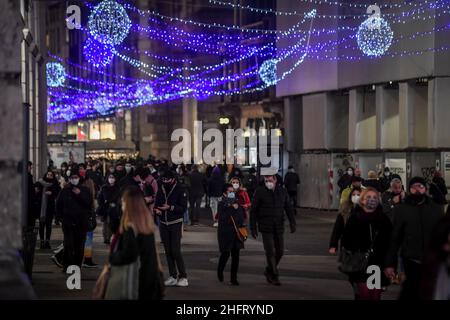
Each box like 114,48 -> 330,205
265,182 -> 275,190
108,177 -> 115,185
125,165 -> 132,173
351,195 -> 360,205
66,170 -> 71,177
232,183 -> 240,190
347,170 -> 353,176
70,178 -> 79,186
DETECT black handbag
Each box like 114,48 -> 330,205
338,224 -> 375,274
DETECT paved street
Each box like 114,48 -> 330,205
32,208 -> 400,300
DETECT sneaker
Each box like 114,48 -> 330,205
176,278 -> 189,287
213,222 -> 218,228
50,255 -> 63,268
82,260 -> 98,268
53,244 -> 64,254
164,276 -> 178,287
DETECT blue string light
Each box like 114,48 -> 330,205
46,62 -> 66,87
258,59 -> 278,86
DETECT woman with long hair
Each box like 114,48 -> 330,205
329,187 -> 362,254
109,186 -> 164,300
340,187 -> 392,300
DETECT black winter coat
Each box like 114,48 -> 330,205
243,174 -> 258,199
97,184 -> 121,219
329,206 -> 355,249
284,172 -> 300,192
56,184 -> 93,230
208,172 -> 224,197
188,170 -> 207,197
385,195 -> 444,268
217,200 -> 245,252
86,169 -> 103,190
155,183 -> 188,225
250,185 -> 296,234
341,206 -> 392,284
109,228 -> 162,300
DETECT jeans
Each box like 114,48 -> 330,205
210,197 -> 220,221
189,195 -> 203,224
62,224 -> 87,269
159,223 -> 187,278
261,229 -> 284,278
183,209 -> 190,225
218,244 -> 240,282
84,231 -> 94,260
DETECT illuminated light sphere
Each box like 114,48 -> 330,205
87,0 -> 131,45
83,37 -> 115,68
93,97 -> 113,115
46,62 -> 66,87
258,59 -> 278,86
357,17 -> 394,57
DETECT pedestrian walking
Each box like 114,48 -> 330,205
363,170 -> 383,193
250,175 -> 296,286
56,168 -> 92,271
188,165 -> 207,225
36,170 -> 61,249
229,176 -> 251,222
107,186 -> 164,300
339,188 -> 392,300
384,177 -> 445,300
379,167 -> 393,193
208,166 -> 225,228
329,187 -> 362,254
97,173 -> 121,243
82,174 -> 98,268
381,178 -> 405,222
243,167 -> 258,201
339,176 -> 363,208
217,184 -> 245,286
155,170 -> 189,287
283,165 -> 300,209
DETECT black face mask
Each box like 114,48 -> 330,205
410,193 -> 426,203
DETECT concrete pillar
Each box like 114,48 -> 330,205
302,93 -> 327,149
0,0 -> 35,299
183,97 -> 198,162
348,89 -> 363,150
399,82 -> 428,148
377,85 -> 400,149
283,97 -> 302,153
428,77 -> 450,148
398,82 -> 414,148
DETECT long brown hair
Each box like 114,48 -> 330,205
120,186 -> 155,235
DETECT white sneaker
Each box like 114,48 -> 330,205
176,278 -> 189,287
213,222 -> 218,228
164,276 -> 178,287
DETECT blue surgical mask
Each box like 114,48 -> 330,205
227,192 -> 235,199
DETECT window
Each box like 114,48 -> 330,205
89,121 -> 100,140
100,122 -> 116,140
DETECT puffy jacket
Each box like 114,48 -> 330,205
385,195 -> 444,268
155,182 -> 188,225
250,185 -> 296,233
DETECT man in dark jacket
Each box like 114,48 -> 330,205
250,175 -> 297,286
384,177 -> 444,300
188,165 -> 207,225
284,165 -> 300,208
379,167 -> 393,193
155,170 -> 189,287
86,160 -> 103,191
56,169 -> 92,270
244,167 -> 258,200
381,178 -> 405,222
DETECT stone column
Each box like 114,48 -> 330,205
0,0 -> 35,299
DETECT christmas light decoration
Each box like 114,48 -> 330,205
93,96 -> 114,115
83,36 -> 115,68
88,0 -> 131,45
357,17 -> 394,57
258,59 -> 278,86
46,62 -> 66,87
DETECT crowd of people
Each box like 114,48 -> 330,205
26,158 -> 450,300
331,166 -> 450,300
26,156 -> 301,299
